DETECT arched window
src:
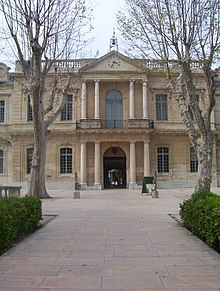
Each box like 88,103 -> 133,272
157,147 -> 169,173
0,150 -> 3,174
60,148 -> 72,174
106,90 -> 123,128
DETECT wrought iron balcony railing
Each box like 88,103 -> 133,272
76,119 -> 154,129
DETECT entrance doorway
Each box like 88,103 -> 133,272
103,147 -> 126,189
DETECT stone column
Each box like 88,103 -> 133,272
81,81 -> 87,119
143,80 -> 148,119
94,80 -> 100,119
94,142 -> 101,189
129,141 -> 137,189
144,142 -> 150,176
80,142 -> 87,188
129,80 -> 135,119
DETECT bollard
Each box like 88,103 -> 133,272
73,191 -> 80,199
73,172 -> 80,199
152,190 -> 159,198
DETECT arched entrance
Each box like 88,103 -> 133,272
103,147 -> 126,189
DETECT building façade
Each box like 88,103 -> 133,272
0,50 -> 220,190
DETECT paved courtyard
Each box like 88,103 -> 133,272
0,187 -> 220,290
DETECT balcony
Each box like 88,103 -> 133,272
76,119 -> 154,130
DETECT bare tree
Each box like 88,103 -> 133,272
0,0 -> 92,198
118,0 -> 220,192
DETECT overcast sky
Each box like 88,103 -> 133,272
89,0 -> 125,57
0,0 -> 125,68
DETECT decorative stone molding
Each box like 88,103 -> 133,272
79,119 -> 102,129
0,63 -> 10,80
127,119 -> 153,129
0,134 -> 12,143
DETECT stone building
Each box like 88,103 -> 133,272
0,50 -> 219,190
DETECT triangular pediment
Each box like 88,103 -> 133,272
80,51 -> 143,73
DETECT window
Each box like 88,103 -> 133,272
0,100 -> 5,123
0,150 -> 3,174
157,147 -> 169,173
60,148 -> 72,174
106,90 -> 123,128
156,94 -> 168,121
61,95 -> 73,121
190,147 -> 198,172
27,95 -> 33,121
27,148 -> 34,174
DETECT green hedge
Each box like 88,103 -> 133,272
0,196 -> 42,253
180,191 -> 220,251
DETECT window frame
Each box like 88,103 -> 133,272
0,100 -> 5,123
26,147 -> 34,174
157,147 -> 169,173
190,147 -> 198,173
27,95 -> 33,121
61,95 -> 73,121
156,94 -> 168,121
60,147 -> 73,174
0,149 -> 4,174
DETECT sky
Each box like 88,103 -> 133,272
0,0 -> 125,68
89,0 -> 125,57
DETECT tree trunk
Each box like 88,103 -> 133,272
27,127 -> 50,198
175,64 -> 214,193
196,135 -> 213,192
27,51 -> 50,198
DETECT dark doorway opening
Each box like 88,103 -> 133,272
104,157 -> 126,189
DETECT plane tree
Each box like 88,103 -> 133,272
118,0 -> 220,191
0,0 -> 92,197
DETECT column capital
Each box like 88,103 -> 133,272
73,89 -> 78,97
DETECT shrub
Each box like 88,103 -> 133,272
20,196 -> 42,233
0,196 -> 42,253
180,191 -> 220,251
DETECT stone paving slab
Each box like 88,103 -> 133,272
0,275 -> 45,288
0,187 -> 220,290
101,275 -> 164,289
40,275 -> 102,289
161,274 -> 220,289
